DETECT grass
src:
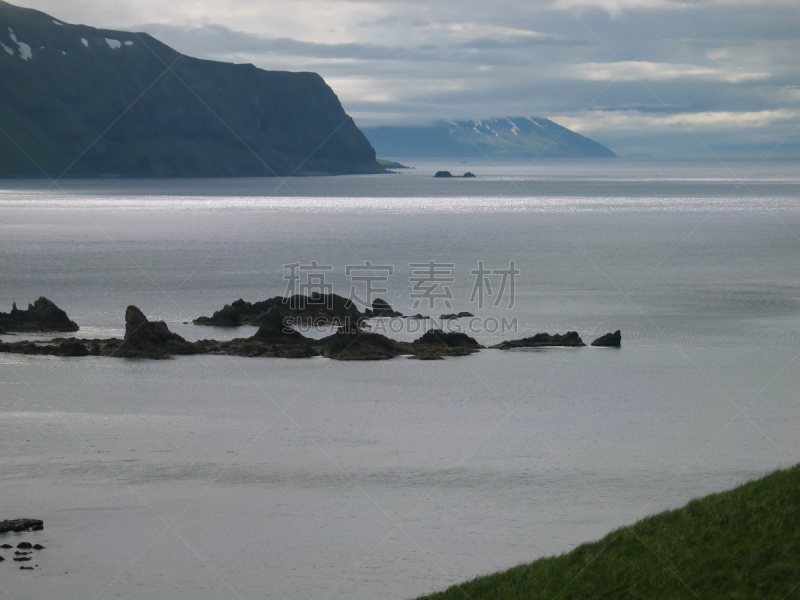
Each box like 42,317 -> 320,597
418,464 -> 800,599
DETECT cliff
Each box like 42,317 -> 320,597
0,3 -> 383,177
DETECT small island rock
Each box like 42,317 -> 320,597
591,330 -> 621,347
492,332 -> 586,349
0,298 -> 78,334
0,519 -> 43,534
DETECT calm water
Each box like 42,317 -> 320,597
1,159 -> 799,599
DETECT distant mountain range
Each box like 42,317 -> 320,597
363,117 -> 616,159
0,3 -> 382,177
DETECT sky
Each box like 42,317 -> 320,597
9,0 -> 800,157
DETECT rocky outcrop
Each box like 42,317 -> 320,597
0,298 -> 78,333
0,300 -> 619,361
591,330 -> 621,347
194,294 -> 362,327
364,298 -> 403,318
434,171 -> 454,178
314,331 -> 406,361
252,307 -> 306,342
491,331 -> 586,349
409,330 -> 483,359
439,312 -> 474,320
117,306 -> 193,358
195,304 -> 242,327
0,519 -> 43,534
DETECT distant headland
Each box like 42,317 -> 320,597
362,117 -> 617,159
0,3 -> 383,178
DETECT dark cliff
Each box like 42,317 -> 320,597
0,3 -> 383,177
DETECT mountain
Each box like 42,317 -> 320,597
362,117 -> 616,159
0,3 -> 382,177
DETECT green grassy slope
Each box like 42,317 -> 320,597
0,2 -> 382,177
419,464 -> 800,599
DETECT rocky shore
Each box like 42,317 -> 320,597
0,296 -> 622,361
0,519 -> 46,571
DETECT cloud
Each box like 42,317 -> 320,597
562,61 -> 771,83
7,0 -> 800,155
553,109 -> 800,132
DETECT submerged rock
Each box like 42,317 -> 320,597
492,331 -> 586,349
592,330 -> 621,347
0,519 -> 43,534
0,298 -> 78,334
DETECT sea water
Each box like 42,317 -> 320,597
1,159 -> 798,599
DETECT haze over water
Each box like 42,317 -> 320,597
1,159 -> 799,599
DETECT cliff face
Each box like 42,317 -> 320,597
0,3 -> 383,177
363,117 -> 617,159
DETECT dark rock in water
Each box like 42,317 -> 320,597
16,542 -> 33,549
434,171 -> 454,178
252,307 -> 306,343
194,294 -> 361,327
15,551 -> 31,555
0,544 -> 12,549
0,519 -> 43,534
14,556 -> 31,561
439,312 -> 475,320
592,330 -> 621,347
0,555 -> 4,561
32,544 -> 46,550
20,565 -> 34,570
197,304 -> 242,327
462,172 -> 476,178
117,306 -> 192,358
312,329 -> 409,360
364,298 -> 403,318
48,339 -> 90,357
0,298 -> 78,334
415,330 -> 482,348
492,331 -> 586,349
411,330 -> 483,357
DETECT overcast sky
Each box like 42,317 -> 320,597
10,0 -> 800,157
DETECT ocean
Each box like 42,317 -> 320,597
1,158 -> 799,599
